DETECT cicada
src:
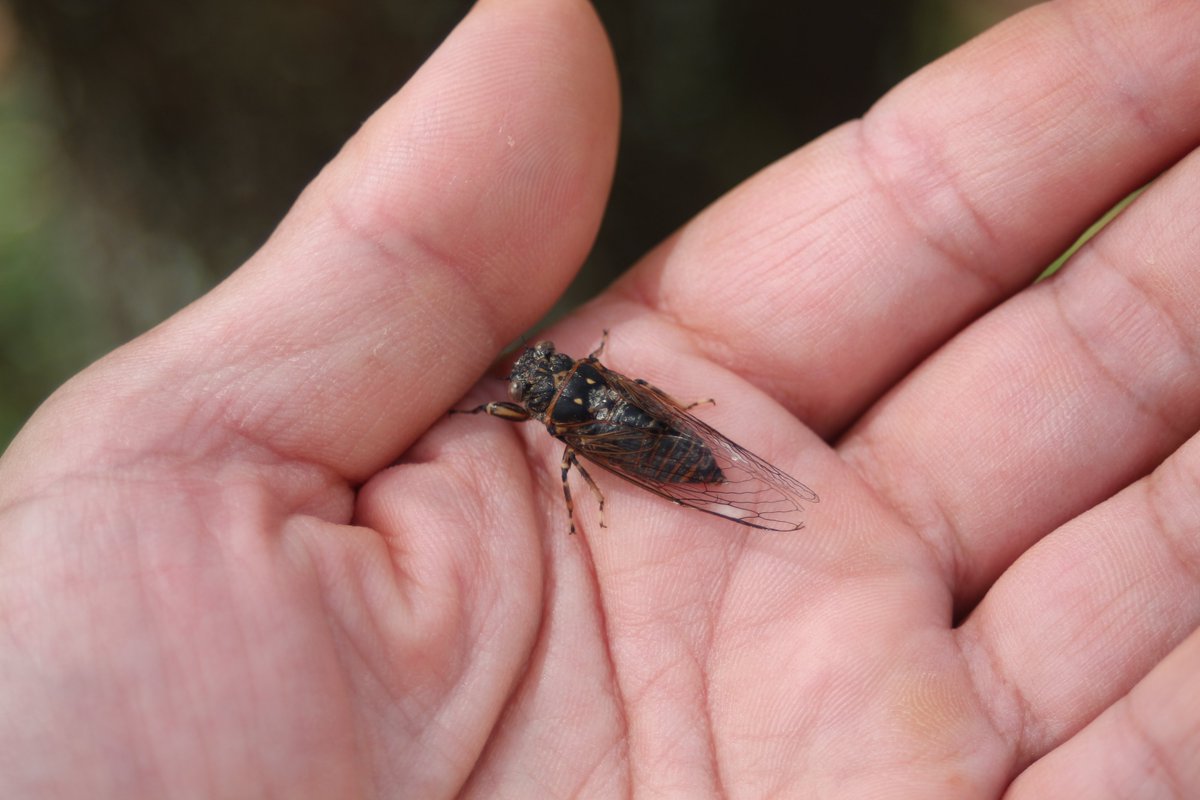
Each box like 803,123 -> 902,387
456,332 -> 819,534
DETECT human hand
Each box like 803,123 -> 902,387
2,0 -> 1199,797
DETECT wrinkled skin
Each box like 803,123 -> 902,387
2,1 -> 1200,797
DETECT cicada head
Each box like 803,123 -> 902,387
507,341 -> 574,415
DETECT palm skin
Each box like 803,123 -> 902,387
2,1 -> 1200,797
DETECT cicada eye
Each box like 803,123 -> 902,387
508,379 -> 526,403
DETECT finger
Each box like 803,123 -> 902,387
612,0 -> 1200,435
3,0 -> 618,488
841,144 -> 1200,601
1005,625 -> 1200,798
955,429 -> 1200,776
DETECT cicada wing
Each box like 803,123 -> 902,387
559,363 -> 818,532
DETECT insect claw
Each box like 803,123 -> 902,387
452,401 -> 530,421
449,404 -> 487,415
587,329 -> 610,360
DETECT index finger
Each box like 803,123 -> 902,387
614,0 -> 1200,435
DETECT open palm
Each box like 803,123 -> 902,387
3,1 -> 1199,797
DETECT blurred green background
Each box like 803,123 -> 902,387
0,0 -> 1034,451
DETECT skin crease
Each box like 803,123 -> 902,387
1,0 -> 1200,796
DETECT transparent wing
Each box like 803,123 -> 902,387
558,364 -> 819,532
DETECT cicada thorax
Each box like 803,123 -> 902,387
548,360 -> 724,485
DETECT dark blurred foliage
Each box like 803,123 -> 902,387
6,0 -> 475,293
0,0 -> 1028,448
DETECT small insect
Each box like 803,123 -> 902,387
456,332 -> 819,534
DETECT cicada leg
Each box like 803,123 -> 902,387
561,446 -> 606,535
587,329 -> 610,360
631,377 -> 714,411
451,401 -> 530,421
589,333 -> 713,411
